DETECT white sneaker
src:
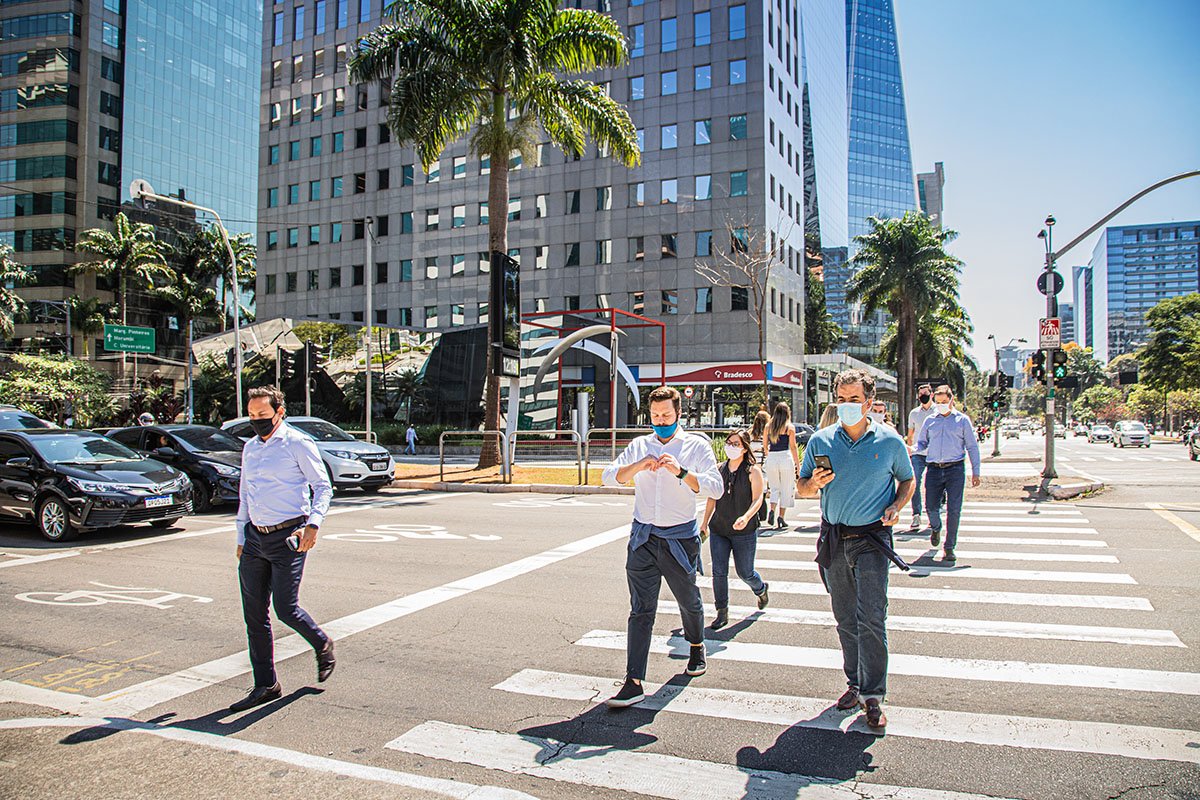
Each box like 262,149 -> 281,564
909,513 -> 921,530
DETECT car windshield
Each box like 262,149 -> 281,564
29,434 -> 139,464
172,427 -> 245,453
1123,422 -> 1146,431
1093,426 -> 1111,432
0,411 -> 51,430
291,420 -> 355,442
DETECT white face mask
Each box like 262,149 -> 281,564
868,412 -> 885,422
724,445 -> 744,460
935,403 -> 951,415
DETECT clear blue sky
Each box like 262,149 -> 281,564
895,0 -> 1200,367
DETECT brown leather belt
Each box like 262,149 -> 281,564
252,515 -> 306,534
927,459 -> 964,469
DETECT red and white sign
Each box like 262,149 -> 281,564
1039,317 -> 1061,349
641,363 -> 766,385
683,386 -> 695,399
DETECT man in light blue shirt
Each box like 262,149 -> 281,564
231,386 -> 335,712
916,384 -> 981,562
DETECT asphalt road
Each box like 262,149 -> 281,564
1,442 -> 1198,800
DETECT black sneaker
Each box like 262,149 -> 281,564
710,608 -> 729,630
756,584 -> 770,610
942,548 -> 956,562
930,528 -> 942,547
685,645 -> 707,676
605,677 -> 645,708
229,682 -> 281,713
317,639 -> 336,683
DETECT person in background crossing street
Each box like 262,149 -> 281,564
797,369 -> 915,729
906,384 -> 936,532
819,402 -> 840,429
749,409 -> 771,523
917,385 -> 982,562
700,429 -> 768,630
405,424 -> 418,455
230,385 -> 336,712
870,400 -> 896,431
601,386 -> 723,708
762,402 -> 800,530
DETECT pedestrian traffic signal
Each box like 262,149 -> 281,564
1031,350 -> 1047,384
1051,349 -> 1068,379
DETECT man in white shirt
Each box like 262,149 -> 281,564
905,384 -> 936,531
601,386 -> 724,708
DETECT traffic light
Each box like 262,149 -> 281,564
305,341 -> 325,373
278,349 -> 296,382
1052,349 -> 1068,380
1031,350 -> 1047,384
998,393 -> 1010,413
998,372 -> 1013,390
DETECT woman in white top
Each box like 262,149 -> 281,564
761,402 -> 800,530
749,409 -> 771,523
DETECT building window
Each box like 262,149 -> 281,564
310,136 -> 323,157
630,236 -> 644,261
377,168 -> 389,190
662,290 -> 678,315
292,54 -> 304,82
731,227 -> 749,252
101,21 -> 120,48
286,272 -> 297,292
293,5 -> 305,39
729,59 -> 746,85
273,12 -> 284,46
289,140 -> 301,161
508,197 -> 521,221
332,131 -> 344,152
307,269 -> 319,289
399,259 -> 412,281
267,188 -> 279,208
477,252 -> 489,273
336,43 -> 348,69
265,274 -> 277,294
660,70 -> 676,96
694,64 -> 712,90
595,240 -> 611,265
377,123 -> 390,144
425,208 -> 439,230
661,233 -> 677,258
729,4 -> 746,39
731,286 -> 749,310
660,179 -> 677,204
401,164 -> 414,185
596,186 -> 611,211
451,254 -> 465,275
355,127 -> 367,148
451,304 -> 464,326
630,182 -> 644,207
729,114 -> 747,140
354,173 -> 366,193
478,202 -> 488,225
695,119 -> 711,145
331,176 -> 343,198
535,194 -> 548,217
695,175 -> 712,201
328,267 -> 341,288
288,184 -> 300,204
565,295 -> 581,311
565,243 -> 580,267
730,170 -> 748,197
453,155 -> 466,178
696,287 -> 712,313
334,87 -> 345,116
306,226 -> 320,246
425,257 -> 438,279
268,144 -> 280,165
630,24 -> 644,57
266,231 -> 278,251
480,156 -> 490,175
352,264 -> 364,285
696,230 -> 713,256
661,18 -> 677,52
534,298 -> 547,313
694,10 -> 711,46
375,261 -> 388,283
398,308 -> 413,326
630,291 -> 645,314
315,0 -> 327,34
353,219 -> 365,239
331,222 -> 342,242
636,128 -> 644,152
452,204 -> 465,228
426,162 -> 440,182
534,245 -> 547,270
376,215 -> 389,236
630,75 -> 644,101
287,228 -> 299,248
660,124 -> 677,150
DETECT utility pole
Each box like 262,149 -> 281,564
992,348 -> 1003,458
304,341 -> 312,416
1039,215 -> 1058,480
365,216 -> 374,439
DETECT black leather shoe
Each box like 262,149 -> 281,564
317,639 -> 336,683
229,682 -> 281,712
757,583 -> 770,610
836,687 -> 861,711
930,528 -> 942,547
710,608 -> 729,630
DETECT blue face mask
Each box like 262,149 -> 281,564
651,421 -> 679,439
836,402 -> 866,427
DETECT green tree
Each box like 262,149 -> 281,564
190,353 -> 271,425
803,270 -> 841,354
1072,385 -> 1124,424
70,212 -> 171,326
0,353 -> 114,426
63,296 -> 115,357
1169,389 -> 1200,425
1140,293 -> 1200,391
1126,385 -> 1164,422
0,243 -> 32,340
847,212 -> 964,430
292,321 -> 359,360
880,305 -> 975,398
350,0 -> 640,467
1062,343 -> 1107,391
1013,385 -> 1046,418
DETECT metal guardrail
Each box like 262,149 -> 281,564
582,427 -> 726,484
508,429 -> 583,486
347,429 -> 378,444
439,430 -> 509,483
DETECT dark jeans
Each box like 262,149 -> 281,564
925,462 -> 966,550
626,534 -> 704,681
824,533 -> 891,700
239,523 -> 329,688
909,454 -> 927,516
709,530 -> 766,609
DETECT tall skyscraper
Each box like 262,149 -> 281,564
917,161 -> 945,229
1089,220 -> 1200,363
1060,301 -> 1075,346
1071,264 -> 1094,351
0,0 -> 259,378
830,0 -> 919,362
257,0 -> 850,421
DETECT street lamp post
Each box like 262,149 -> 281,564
987,334 -> 1026,457
130,180 -> 244,418
364,216 -> 374,439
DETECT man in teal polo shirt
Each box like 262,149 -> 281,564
797,368 -> 915,730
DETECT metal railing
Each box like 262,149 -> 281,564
347,429 -> 378,444
582,427 -> 725,484
508,429 -> 583,486
438,430 -> 510,483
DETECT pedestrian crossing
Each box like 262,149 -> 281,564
382,500 -> 1200,798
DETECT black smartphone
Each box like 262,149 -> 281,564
286,532 -> 301,551
813,454 -> 833,472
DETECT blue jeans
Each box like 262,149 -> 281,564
405,441 -> 416,455
925,462 -> 966,550
239,523 -> 329,687
909,454 -> 927,516
824,534 -> 891,700
709,531 -> 766,609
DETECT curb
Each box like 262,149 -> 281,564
392,479 -> 634,495
1046,481 -> 1105,500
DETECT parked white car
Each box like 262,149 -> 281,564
1112,420 -> 1150,448
222,416 -> 395,492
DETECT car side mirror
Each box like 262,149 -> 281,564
152,447 -> 177,459
5,456 -> 31,470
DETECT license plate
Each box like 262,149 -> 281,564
144,495 -> 172,508
369,461 -> 389,471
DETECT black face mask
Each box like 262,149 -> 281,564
918,393 -> 931,403
250,415 -> 279,439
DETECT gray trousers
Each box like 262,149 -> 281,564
625,534 -> 705,680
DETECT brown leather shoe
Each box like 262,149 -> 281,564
864,698 -> 887,729
836,688 -> 861,711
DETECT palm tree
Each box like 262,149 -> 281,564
220,232 -> 257,331
0,243 -> 32,340
64,296 -> 115,357
847,212 -> 963,432
880,306 -> 975,398
71,212 -> 171,326
350,0 -> 640,467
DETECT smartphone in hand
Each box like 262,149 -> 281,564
813,454 -> 833,472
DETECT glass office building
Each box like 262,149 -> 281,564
829,0 -> 919,362
1089,221 -> 1200,363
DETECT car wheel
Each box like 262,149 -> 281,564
37,496 -> 77,542
191,479 -> 213,513
149,517 -> 181,529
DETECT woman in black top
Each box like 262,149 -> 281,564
700,429 -> 769,630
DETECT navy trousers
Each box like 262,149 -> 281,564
239,523 -> 328,687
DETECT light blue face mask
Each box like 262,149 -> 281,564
836,402 -> 866,426
652,421 -> 679,439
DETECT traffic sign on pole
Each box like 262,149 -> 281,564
1037,271 -> 1064,296
103,324 -> 156,354
1039,318 -> 1061,349
683,386 -> 695,399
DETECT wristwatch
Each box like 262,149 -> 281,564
677,467 -> 690,481
306,521 -> 320,530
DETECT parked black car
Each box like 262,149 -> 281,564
0,430 -> 192,542
795,424 -> 816,446
107,425 -> 242,513
0,404 -> 52,431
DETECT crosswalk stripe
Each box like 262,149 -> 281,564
494,670 -> 1200,764
1081,457 -> 1097,462
753,559 -> 1137,585
387,720 -> 1018,800
1130,456 -> 1150,462
756,542 -> 1118,564
781,532 -> 1109,548
1105,456 -> 1121,461
575,631 -> 1200,696
802,502 -> 1080,514
792,513 -> 1092,526
660,601 -> 1182,647
695,577 -> 1154,611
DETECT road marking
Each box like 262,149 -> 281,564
1064,465 -> 1106,483
1104,456 -> 1121,462
866,533 -> 1107,548
0,717 -> 538,800
694,577 -> 1153,610
15,582 -> 213,609
1081,456 -> 1097,462
753,559 -> 1136,585
0,551 -> 82,569
386,720 -> 1015,800
661,600 -> 1182,646
798,508 -> 1085,518
575,631 -> 1200,695
756,542 -> 1118,564
495,670 -> 1200,764
1147,502 -> 1200,545
23,523 -> 631,716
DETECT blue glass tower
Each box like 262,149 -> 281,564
830,0 -> 919,362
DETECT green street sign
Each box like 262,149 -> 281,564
103,324 -> 156,354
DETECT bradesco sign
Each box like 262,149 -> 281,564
638,362 -> 804,386
103,324 -> 156,354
